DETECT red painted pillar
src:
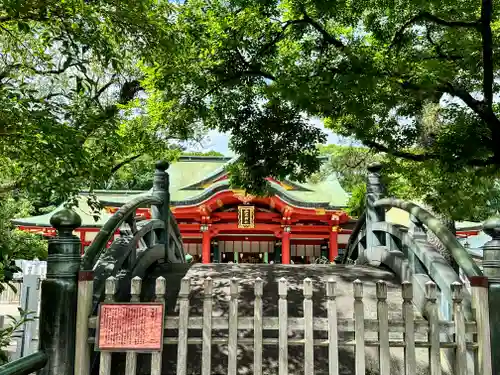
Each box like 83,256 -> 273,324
329,227 -> 339,262
282,228 -> 291,264
202,230 -> 211,264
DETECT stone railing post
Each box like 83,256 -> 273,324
38,209 -> 82,375
152,160 -> 171,262
364,162 -> 386,265
482,215 -> 500,375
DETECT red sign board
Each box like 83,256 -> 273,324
97,303 -> 164,352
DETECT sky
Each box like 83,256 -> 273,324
186,117 -> 353,155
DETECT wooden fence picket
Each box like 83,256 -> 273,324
451,282 -> 466,375
151,276 -> 166,375
278,278 -> 288,375
470,279 -> 492,375
426,281 -> 441,375
176,277 -> 190,375
201,277 -> 213,375
253,277 -> 263,375
376,280 -> 390,375
125,277 -> 141,375
326,278 -> 339,375
402,281 -> 416,375
98,277 -> 116,375
228,278 -> 240,374
303,278 -> 314,375
353,279 -> 365,375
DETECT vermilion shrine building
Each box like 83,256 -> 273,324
13,156 -> 482,264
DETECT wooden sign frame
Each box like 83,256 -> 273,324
95,302 -> 165,352
238,205 -> 255,228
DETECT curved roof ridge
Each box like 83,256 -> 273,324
180,155 -> 240,190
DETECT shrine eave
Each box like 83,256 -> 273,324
97,183 -> 347,212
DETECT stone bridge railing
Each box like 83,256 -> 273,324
341,162 -> 500,374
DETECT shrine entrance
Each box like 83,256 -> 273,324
215,236 -> 275,263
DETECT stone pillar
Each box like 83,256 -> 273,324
329,227 -> 339,262
282,227 -> 291,264
38,209 -> 82,375
152,160 -> 171,262
201,227 -> 211,264
364,162 -> 386,265
482,215 -> 500,375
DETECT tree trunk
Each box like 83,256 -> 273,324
425,209 -> 460,274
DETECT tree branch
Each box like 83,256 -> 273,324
391,11 -> 480,47
363,140 -> 498,167
399,78 -> 500,160
424,28 -> 462,61
0,14 -> 47,23
300,12 -> 346,50
92,75 -> 118,102
480,0 -> 494,108
31,59 -> 83,75
362,140 -> 435,162
110,154 -> 143,174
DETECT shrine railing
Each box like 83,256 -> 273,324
81,161 -> 184,271
0,351 -> 47,375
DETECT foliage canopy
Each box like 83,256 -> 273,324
319,144 -> 500,221
139,0 -> 500,190
0,0 -> 202,201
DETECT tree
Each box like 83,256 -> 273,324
0,192 -> 48,288
137,0 -> 500,191
0,191 -> 47,363
320,144 -> 500,220
0,0 -> 203,202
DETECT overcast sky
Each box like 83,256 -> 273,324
187,117 -> 354,155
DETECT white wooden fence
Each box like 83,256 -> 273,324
75,274 -> 492,375
0,260 -> 45,360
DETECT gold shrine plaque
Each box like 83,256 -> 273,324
96,303 -> 164,352
238,205 -> 255,228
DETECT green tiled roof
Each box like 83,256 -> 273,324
96,156 -> 349,209
12,196 -> 113,227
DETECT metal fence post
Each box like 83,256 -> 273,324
152,160 -> 171,262
482,215 -> 500,375
38,209 -> 82,375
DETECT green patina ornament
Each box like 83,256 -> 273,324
50,208 -> 82,230
155,160 -> 170,171
483,215 -> 500,239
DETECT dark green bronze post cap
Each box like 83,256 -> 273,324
50,209 -> 82,231
483,215 -> 500,239
367,162 -> 383,172
155,160 -> 170,171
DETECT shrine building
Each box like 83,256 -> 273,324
14,156 -> 355,264
12,155 -> 482,264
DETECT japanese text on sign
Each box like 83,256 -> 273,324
97,303 -> 164,352
238,205 -> 255,228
